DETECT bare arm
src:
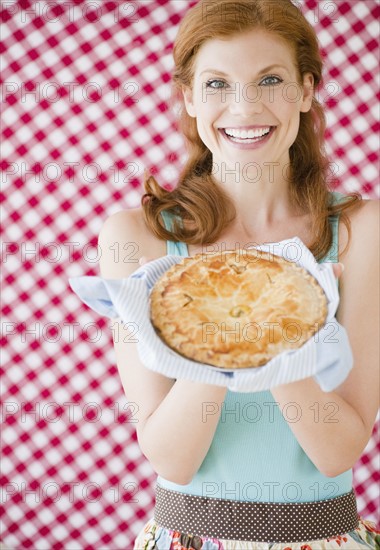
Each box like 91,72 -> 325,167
271,200 -> 380,477
98,210 -> 227,484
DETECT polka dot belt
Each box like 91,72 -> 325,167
154,484 -> 359,543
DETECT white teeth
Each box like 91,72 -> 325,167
224,127 -> 271,139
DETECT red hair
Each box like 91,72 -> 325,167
141,0 -> 361,260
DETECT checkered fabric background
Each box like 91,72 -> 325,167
1,0 -> 379,548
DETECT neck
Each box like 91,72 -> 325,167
212,154 -> 304,234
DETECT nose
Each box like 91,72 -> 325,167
228,82 -> 264,116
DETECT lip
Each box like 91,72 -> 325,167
218,126 -> 276,150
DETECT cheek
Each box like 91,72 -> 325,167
280,82 -> 304,104
261,85 -> 303,113
194,96 -> 222,129
195,91 -> 222,112
194,115 -> 213,143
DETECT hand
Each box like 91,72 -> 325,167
313,262 -> 353,392
331,262 -> 344,279
139,256 -> 153,266
141,256 -> 345,273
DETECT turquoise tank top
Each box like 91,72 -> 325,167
157,191 -> 352,503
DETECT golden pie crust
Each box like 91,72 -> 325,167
149,249 -> 328,369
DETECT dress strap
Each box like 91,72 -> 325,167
319,191 -> 347,264
160,193 -> 347,263
160,210 -> 189,257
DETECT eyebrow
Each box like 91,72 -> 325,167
199,64 -> 289,77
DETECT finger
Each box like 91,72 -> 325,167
139,256 -> 152,266
332,262 -> 344,279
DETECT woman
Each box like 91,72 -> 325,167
97,0 -> 379,548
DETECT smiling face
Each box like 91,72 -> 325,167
182,29 -> 314,173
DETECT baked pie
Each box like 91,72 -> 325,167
149,249 -> 328,369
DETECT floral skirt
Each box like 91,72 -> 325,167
133,516 -> 380,550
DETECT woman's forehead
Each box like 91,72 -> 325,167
193,30 -> 297,75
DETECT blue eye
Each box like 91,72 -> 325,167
260,75 -> 283,86
205,79 -> 227,89
205,75 -> 283,89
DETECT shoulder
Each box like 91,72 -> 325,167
345,197 -> 378,227
338,198 -> 379,264
337,198 -> 379,311
99,207 -> 144,240
98,207 -> 167,278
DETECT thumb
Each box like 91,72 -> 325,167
332,262 -> 344,279
139,256 -> 152,266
